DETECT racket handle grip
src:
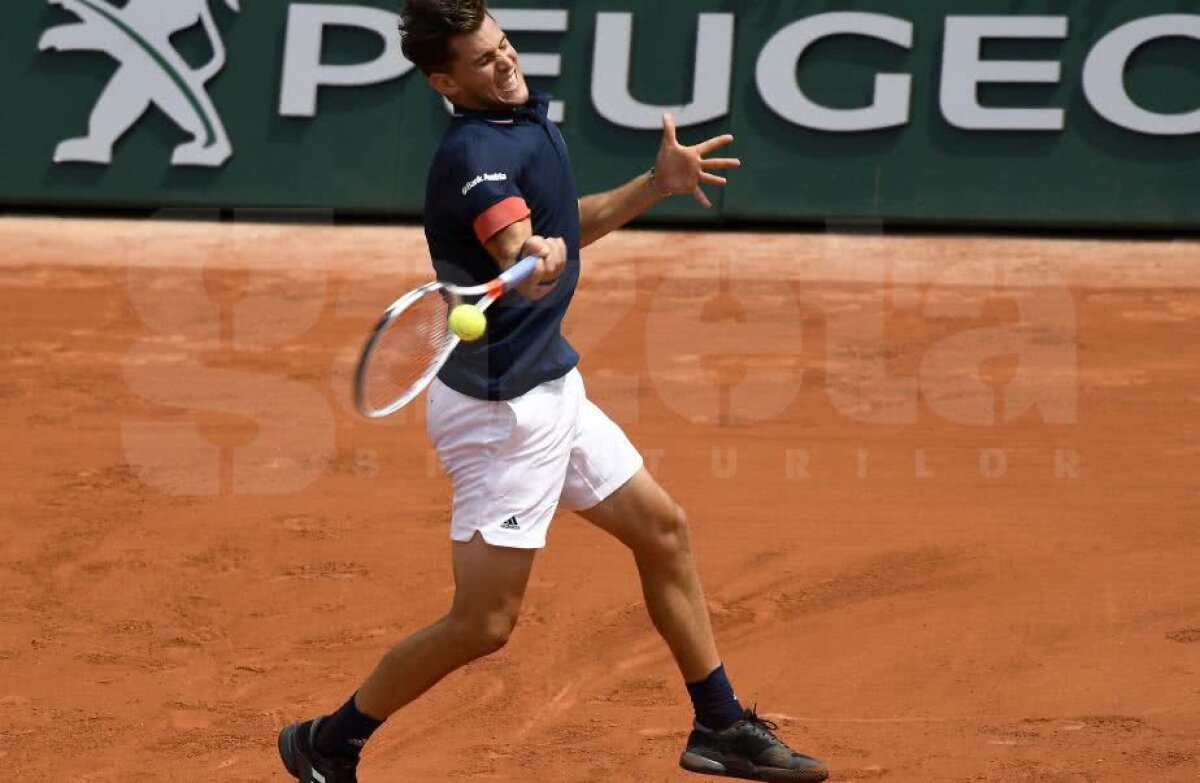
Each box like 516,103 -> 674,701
498,254 -> 540,290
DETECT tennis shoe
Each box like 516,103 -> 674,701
278,717 -> 359,783
679,708 -> 828,782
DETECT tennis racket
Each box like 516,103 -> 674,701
354,254 -> 540,418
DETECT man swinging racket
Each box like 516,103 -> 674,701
279,2 -> 829,781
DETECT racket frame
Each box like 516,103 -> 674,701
353,255 -> 540,418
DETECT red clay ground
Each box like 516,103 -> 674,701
1,216 -> 1197,782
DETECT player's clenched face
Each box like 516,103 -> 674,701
435,15 -> 529,111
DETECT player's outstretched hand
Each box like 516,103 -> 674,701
516,235 -> 566,301
653,113 -> 741,209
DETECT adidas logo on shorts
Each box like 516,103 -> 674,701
501,516 -> 520,530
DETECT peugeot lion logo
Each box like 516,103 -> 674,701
39,0 -> 240,167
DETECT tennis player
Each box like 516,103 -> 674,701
279,2 -> 828,781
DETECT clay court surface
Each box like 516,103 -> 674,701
1,215 -> 1198,781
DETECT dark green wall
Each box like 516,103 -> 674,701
5,1 -> 1198,229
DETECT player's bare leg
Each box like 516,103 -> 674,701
576,467 -> 720,680
356,533 -> 535,716
578,467 -> 828,782
279,533 -> 535,782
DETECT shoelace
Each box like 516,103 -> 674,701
741,706 -> 784,745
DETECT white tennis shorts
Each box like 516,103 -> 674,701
426,369 -> 643,549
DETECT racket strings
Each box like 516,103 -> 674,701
360,291 -> 452,414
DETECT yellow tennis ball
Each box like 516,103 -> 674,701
448,303 -> 486,342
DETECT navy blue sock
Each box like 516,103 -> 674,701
686,664 -> 744,731
315,693 -> 384,759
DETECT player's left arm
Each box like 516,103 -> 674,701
578,112 -> 740,248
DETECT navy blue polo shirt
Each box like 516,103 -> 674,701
423,93 -> 581,401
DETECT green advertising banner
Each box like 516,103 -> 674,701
3,1 -> 1199,228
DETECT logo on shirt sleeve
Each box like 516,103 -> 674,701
461,172 -> 508,196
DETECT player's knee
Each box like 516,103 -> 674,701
640,502 -> 691,561
472,612 -> 517,656
452,610 -> 518,658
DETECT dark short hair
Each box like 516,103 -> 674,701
399,0 -> 489,75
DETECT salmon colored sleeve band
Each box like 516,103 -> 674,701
473,196 -> 531,245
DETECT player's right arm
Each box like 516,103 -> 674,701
484,219 -> 566,302
443,133 -> 565,301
